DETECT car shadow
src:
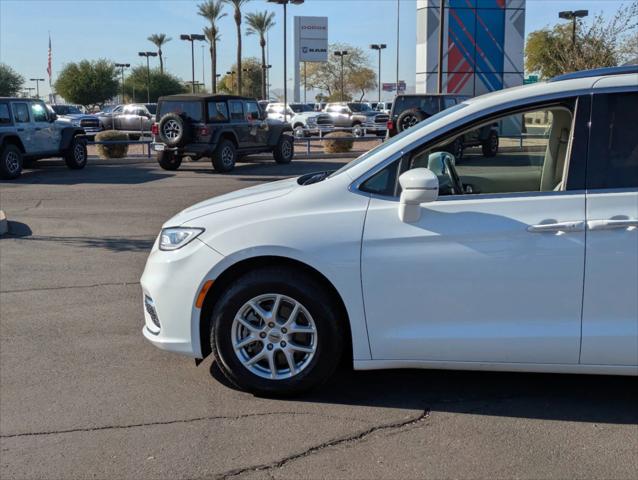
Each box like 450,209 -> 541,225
0,162 -> 174,186
3,234 -> 155,252
210,361 -> 638,425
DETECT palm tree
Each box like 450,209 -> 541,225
246,11 -> 276,100
197,0 -> 226,94
148,33 -> 171,74
223,0 -> 251,95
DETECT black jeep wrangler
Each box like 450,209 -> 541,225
388,94 -> 499,159
152,94 -> 294,173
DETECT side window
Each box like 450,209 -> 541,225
443,98 -> 456,109
208,102 -> 229,122
31,102 -> 48,122
0,103 -> 11,124
12,103 -> 30,123
245,101 -> 260,120
406,104 -> 575,196
587,92 -> 638,189
228,101 -> 244,121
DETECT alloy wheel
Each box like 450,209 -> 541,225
231,294 -> 317,380
5,151 -> 20,173
163,120 -> 181,140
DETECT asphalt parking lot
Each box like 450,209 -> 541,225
1,157 -> 637,480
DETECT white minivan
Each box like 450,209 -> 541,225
141,67 -> 638,395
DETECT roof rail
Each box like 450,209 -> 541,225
549,65 -> 638,82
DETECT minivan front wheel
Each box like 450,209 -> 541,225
211,267 -> 343,396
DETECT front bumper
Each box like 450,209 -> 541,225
140,237 -> 224,358
362,123 -> 388,134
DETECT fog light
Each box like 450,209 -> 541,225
144,295 -> 160,329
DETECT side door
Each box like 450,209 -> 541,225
245,100 -> 268,147
360,98 -> 589,364
581,90 -> 638,367
10,102 -> 37,154
228,100 -> 250,148
30,101 -> 58,153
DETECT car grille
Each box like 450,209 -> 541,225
80,119 -> 100,128
374,114 -> 389,124
316,114 -> 333,126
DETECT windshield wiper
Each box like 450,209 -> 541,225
298,171 -> 332,185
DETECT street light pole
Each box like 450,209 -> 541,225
138,52 -> 157,103
268,0 -> 305,122
370,44 -> 387,102
114,63 -> 130,103
180,34 -> 206,93
334,51 -> 348,102
29,78 -> 45,99
559,10 -> 588,47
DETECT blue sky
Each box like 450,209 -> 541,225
0,0 -> 629,99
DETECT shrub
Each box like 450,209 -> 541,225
322,131 -> 354,154
94,130 -> 129,159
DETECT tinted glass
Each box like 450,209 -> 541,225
31,102 -> 48,122
159,101 -> 203,122
349,103 -> 371,112
208,101 -> 229,122
12,103 -> 30,123
443,98 -> 457,109
146,104 -> 157,115
394,96 -> 439,116
0,103 -> 11,124
245,101 -> 260,120
290,104 -> 312,113
229,100 -> 244,120
587,92 -> 638,189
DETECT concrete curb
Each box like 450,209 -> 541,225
0,210 -> 7,236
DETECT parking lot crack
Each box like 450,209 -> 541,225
0,411 -> 366,439
0,281 -> 140,294
215,409 -> 431,479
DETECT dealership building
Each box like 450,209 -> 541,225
416,0 -> 526,96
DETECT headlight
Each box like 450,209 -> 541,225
72,120 -> 81,127
159,227 -> 204,251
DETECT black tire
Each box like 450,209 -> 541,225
64,136 -> 88,170
352,124 -> 364,138
482,131 -> 499,157
0,144 -> 23,180
212,139 -> 236,173
210,266 -> 344,396
396,109 -> 425,133
273,134 -> 294,164
293,125 -> 306,139
157,150 -> 182,170
158,113 -> 189,147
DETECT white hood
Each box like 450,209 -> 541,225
164,177 -> 299,227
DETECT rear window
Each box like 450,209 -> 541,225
0,104 -> 11,124
393,96 -> 440,116
158,101 -> 203,122
208,101 -> 229,122
229,100 -> 244,121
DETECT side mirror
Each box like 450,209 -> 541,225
49,113 -> 57,122
398,168 -> 439,223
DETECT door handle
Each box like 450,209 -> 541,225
527,221 -> 585,233
17,128 -> 24,132
587,219 -> 638,231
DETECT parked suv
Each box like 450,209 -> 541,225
0,98 -> 88,179
152,94 -> 294,173
388,94 -> 499,158
323,102 -> 389,137
265,103 -> 334,138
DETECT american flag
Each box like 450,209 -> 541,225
47,34 -> 52,82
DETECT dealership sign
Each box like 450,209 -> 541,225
294,16 -> 328,63
383,81 -> 407,92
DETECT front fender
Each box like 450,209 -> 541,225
59,127 -> 85,151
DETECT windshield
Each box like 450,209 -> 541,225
290,104 -> 313,113
329,102 -> 468,179
348,103 -> 371,112
52,105 -> 82,115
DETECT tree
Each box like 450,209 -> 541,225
198,0 -> 226,93
0,63 -> 24,97
217,57 -> 261,98
148,33 -> 172,74
246,10 -> 276,100
54,60 -> 118,108
525,2 -> 638,78
122,67 -> 187,103
305,43 -> 376,101
223,0 -> 251,95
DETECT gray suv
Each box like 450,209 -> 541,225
0,98 -> 87,180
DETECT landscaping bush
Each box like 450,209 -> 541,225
322,131 -> 354,154
94,130 -> 129,159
